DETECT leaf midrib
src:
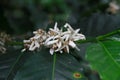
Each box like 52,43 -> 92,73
98,41 -> 120,68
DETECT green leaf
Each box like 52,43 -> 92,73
0,48 -> 22,79
14,48 -> 88,80
86,40 -> 120,80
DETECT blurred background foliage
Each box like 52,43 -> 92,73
0,0 -> 120,36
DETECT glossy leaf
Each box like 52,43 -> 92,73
86,40 -> 120,80
0,48 -> 22,80
14,48 -> 88,80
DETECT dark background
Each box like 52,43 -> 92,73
0,0 -> 120,37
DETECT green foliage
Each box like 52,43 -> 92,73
13,49 -> 87,80
0,48 -> 22,79
86,40 -> 120,80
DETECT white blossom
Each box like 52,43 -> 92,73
22,22 -> 86,55
22,29 -> 47,52
107,1 -> 120,14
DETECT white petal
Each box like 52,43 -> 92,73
65,34 -> 70,41
49,28 -> 58,33
54,22 -> 58,31
64,23 -> 74,31
23,40 -> 31,43
69,40 -> 76,48
77,34 -> 86,39
21,48 -> 26,52
54,35 -> 60,39
49,22 -> 60,33
50,48 -> 54,55
55,45 -> 65,52
60,50 -> 63,53
29,41 -> 40,51
35,41 -> 40,48
110,2 -> 119,10
61,34 -> 70,41
72,36 -> 81,41
33,31 -> 37,34
45,36 -> 54,44
29,41 -> 35,51
74,29 -> 80,34
30,46 -> 37,51
73,37 -> 80,41
66,45 -> 69,53
72,34 -> 86,41
42,35 -> 47,40
46,40 -> 58,46
57,41 -> 62,48
33,35 -> 40,39
61,31 -> 70,35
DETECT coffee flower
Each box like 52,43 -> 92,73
0,40 -> 6,53
44,23 -> 86,55
22,22 -> 86,55
0,32 -> 11,54
22,29 -> 47,52
107,1 -> 120,14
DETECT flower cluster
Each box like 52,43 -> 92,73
22,22 -> 86,55
107,1 -> 119,14
0,42 -> 6,53
22,29 -> 47,52
0,32 -> 11,53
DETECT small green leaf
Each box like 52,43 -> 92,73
86,40 -> 120,80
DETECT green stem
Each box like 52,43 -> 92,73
52,53 -> 57,80
76,38 -> 96,43
77,29 -> 120,44
6,41 -> 23,46
96,29 -> 120,40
